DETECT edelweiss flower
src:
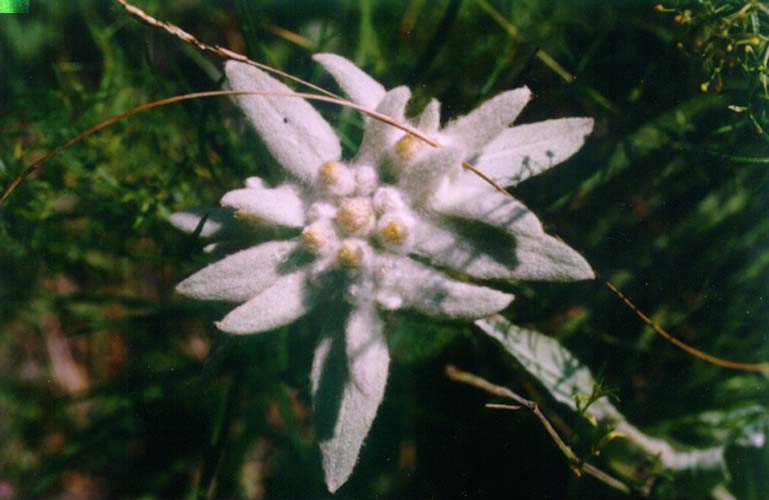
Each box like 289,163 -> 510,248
170,54 -> 594,492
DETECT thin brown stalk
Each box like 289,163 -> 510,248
445,365 -> 633,495
545,232 -> 769,373
603,279 -> 769,372
485,403 -> 522,411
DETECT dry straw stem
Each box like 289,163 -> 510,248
445,365 -> 633,495
1,0 -> 765,375
603,279 -> 769,372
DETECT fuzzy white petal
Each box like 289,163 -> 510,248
442,87 -> 531,151
168,207 -> 237,238
430,182 -> 594,281
312,53 -> 386,110
225,61 -> 341,182
412,218 -> 514,279
216,269 -> 312,334
476,117 -> 594,186
356,86 -> 411,164
220,183 -> 305,227
244,176 -> 268,189
398,145 -> 463,202
312,305 -> 388,493
176,239 -> 303,302
417,98 -> 441,135
310,335 -> 333,396
375,255 -> 513,318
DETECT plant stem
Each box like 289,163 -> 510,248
196,360 -> 245,500
445,365 -> 632,495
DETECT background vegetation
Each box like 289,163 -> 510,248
1,0 -> 768,498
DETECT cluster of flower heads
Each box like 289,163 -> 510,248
170,53 -> 594,492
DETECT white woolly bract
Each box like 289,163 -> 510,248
171,52 -> 595,493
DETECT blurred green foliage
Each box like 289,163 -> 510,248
1,0 -> 768,498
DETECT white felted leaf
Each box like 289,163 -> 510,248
431,180 -> 594,281
685,406 -> 768,449
375,255 -> 513,318
311,305 -> 389,493
442,87 -> 531,152
476,117 -> 594,186
176,239 -> 302,302
312,53 -> 386,110
398,145 -> 464,202
220,183 -> 305,228
168,207 -> 237,238
417,98 -> 441,135
476,315 -> 611,418
216,269 -> 312,334
225,61 -> 341,182
356,86 -> 411,164
477,315 -> 729,473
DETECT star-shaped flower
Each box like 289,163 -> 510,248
170,54 -> 594,492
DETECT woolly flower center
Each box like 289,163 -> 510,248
379,218 -> 408,245
302,160 -> 415,268
394,133 -> 424,161
337,240 -> 365,267
337,198 -> 374,235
